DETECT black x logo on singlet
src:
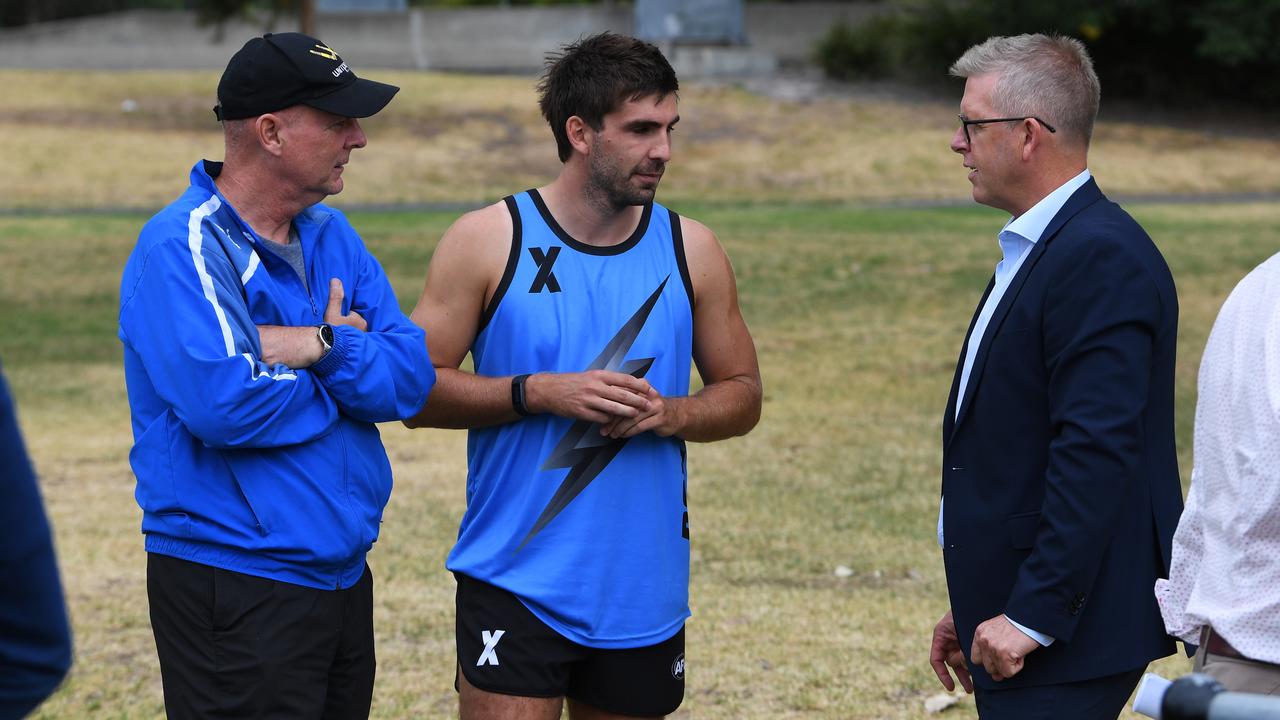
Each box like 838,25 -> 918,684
528,247 -> 562,294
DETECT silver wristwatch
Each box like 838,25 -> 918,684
317,324 -> 334,355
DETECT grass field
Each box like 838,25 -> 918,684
4,198 -> 1278,718
6,69 -> 1280,210
4,65 -> 1278,718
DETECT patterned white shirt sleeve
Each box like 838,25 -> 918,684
1154,251 -> 1280,664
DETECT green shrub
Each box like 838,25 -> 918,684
813,16 -> 896,81
813,0 -> 1280,108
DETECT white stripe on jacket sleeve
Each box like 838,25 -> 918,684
187,196 -> 235,357
186,197 -> 297,383
240,249 -> 260,286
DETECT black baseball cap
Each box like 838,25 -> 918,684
214,32 -> 399,121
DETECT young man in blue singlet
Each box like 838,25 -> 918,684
406,32 -> 763,720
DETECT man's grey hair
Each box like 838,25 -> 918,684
950,34 -> 1100,147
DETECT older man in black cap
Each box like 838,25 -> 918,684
118,34 -> 434,718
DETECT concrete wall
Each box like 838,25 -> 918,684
0,3 -> 872,74
405,5 -> 633,73
745,2 -> 877,68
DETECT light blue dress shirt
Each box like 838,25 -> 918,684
939,169 -> 1092,647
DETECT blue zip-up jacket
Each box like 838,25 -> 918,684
118,160 -> 434,590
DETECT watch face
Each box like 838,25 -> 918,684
321,325 -> 334,348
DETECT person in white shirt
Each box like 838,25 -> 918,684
1155,252 -> 1280,695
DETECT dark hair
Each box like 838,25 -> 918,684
537,32 -> 679,162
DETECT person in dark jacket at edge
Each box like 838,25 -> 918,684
0,362 -> 73,720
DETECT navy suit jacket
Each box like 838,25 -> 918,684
941,179 -> 1184,690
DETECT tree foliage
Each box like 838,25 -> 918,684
816,0 -> 1280,107
0,0 -> 185,28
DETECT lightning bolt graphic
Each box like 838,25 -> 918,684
517,276 -> 670,550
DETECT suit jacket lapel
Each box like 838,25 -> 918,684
944,276 -> 994,442
948,240 -> 1049,442
946,179 -> 1106,448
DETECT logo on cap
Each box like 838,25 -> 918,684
309,43 -> 339,61
215,33 -> 398,121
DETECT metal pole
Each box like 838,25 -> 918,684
1207,694 -> 1280,720
1161,674 -> 1280,720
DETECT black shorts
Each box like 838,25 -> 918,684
455,573 -> 685,716
147,553 -> 375,720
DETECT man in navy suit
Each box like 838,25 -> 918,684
927,34 -> 1184,719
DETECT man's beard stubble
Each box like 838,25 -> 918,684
587,149 -> 664,211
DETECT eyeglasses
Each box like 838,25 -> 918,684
957,114 -> 1057,144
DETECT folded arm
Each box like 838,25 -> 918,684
119,233 -> 338,449
303,246 -> 435,423
403,202 -> 652,430
602,216 -> 762,442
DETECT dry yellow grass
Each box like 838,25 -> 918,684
6,69 -> 1280,210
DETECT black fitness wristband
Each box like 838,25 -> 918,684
511,373 -> 532,416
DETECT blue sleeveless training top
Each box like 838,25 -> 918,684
446,189 -> 694,649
